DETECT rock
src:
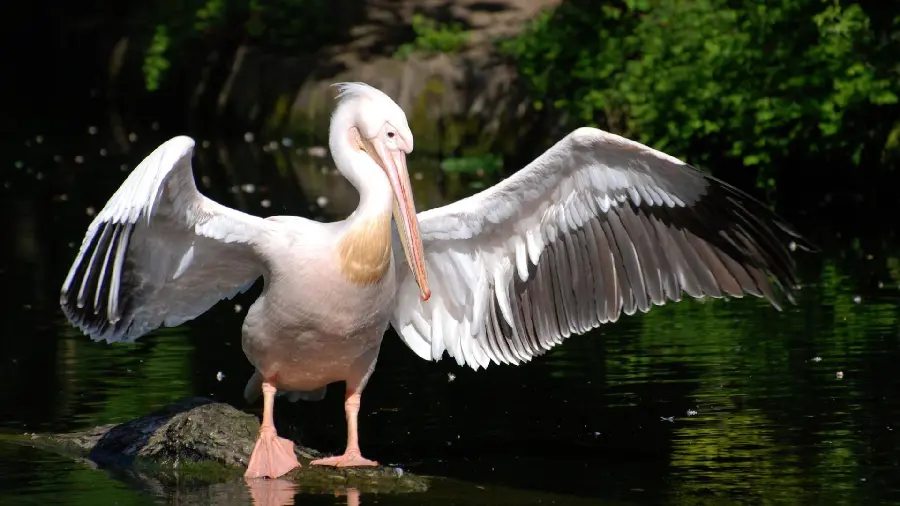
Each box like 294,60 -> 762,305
16,397 -> 427,494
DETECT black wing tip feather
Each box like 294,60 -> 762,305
60,289 -> 135,343
777,221 -> 820,254
700,168 -> 819,251
610,159 -> 814,310
696,174 -> 813,307
59,219 -> 143,343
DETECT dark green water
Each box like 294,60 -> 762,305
1,97 -> 899,505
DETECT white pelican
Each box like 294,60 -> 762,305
60,82 -> 809,479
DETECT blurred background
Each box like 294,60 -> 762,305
1,1 -> 899,505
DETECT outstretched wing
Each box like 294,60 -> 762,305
60,136 -> 277,343
391,127 -> 811,370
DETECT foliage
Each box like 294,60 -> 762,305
138,2 -> 470,90
394,14 -> 470,60
440,154 -> 502,175
242,0 -> 338,51
440,154 -> 503,189
136,0 -> 339,92
142,25 -> 171,92
502,0 -> 900,187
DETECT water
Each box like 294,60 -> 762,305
1,97 -> 899,506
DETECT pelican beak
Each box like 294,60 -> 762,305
370,137 -> 430,301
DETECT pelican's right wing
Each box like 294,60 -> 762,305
60,136 -> 277,343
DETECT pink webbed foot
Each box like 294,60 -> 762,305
245,426 -> 301,479
310,449 -> 378,468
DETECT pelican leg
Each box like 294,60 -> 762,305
310,387 -> 378,467
245,380 -> 301,478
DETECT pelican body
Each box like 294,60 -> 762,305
60,82 -> 811,479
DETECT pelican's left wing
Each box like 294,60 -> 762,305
390,127 -> 811,370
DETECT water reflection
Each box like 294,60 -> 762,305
244,479 -> 300,506
242,482 -> 359,506
1,109 -> 900,505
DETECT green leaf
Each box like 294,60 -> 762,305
871,90 -> 899,105
743,154 -> 761,166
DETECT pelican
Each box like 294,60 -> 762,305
60,82 -> 809,479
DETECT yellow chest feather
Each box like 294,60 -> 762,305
337,214 -> 393,285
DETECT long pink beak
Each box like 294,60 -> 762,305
373,139 -> 430,301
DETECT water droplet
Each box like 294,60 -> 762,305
13,161 -> 23,169
151,121 -> 160,131
281,137 -> 293,147
88,126 -> 98,135
853,295 -> 862,304
835,371 -> 844,379
244,132 -> 255,143
128,132 -> 138,142
99,148 -> 107,156
316,196 -> 329,207
234,304 -> 242,313
307,146 -> 327,158
74,156 -> 84,164
241,183 -> 256,194
86,206 -> 96,216
35,135 -> 43,144
201,140 -> 211,148
216,371 -> 225,382
260,199 -> 271,208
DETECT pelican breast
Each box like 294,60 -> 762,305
338,212 -> 393,285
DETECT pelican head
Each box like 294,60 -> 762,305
329,82 -> 430,301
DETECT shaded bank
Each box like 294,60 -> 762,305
2,0 -> 560,159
